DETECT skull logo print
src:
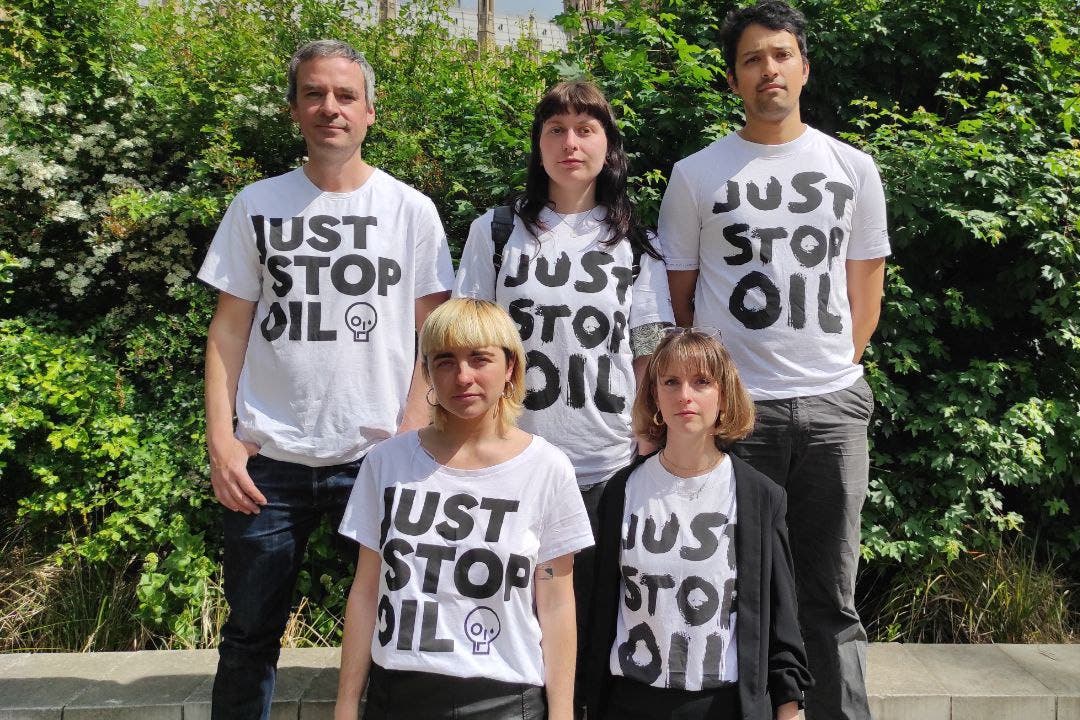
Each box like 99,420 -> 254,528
463,606 -> 501,655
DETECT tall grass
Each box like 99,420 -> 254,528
0,533 -> 151,651
0,528 -> 341,651
864,535 -> 1077,643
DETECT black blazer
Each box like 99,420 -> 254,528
584,453 -> 812,720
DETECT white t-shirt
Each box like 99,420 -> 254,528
198,168 -> 455,466
454,207 -> 674,486
338,431 -> 594,686
611,454 -> 739,690
660,127 -> 891,400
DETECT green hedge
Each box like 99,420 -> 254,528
1,0 -> 1076,647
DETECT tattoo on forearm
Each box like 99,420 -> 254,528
538,564 -> 555,580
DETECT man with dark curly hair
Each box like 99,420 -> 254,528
661,3 -> 890,718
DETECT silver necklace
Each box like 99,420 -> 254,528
547,206 -> 601,235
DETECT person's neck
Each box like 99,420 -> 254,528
419,414 -> 506,468
738,115 -> 807,146
661,432 -> 724,478
548,184 -> 598,215
302,152 -> 374,193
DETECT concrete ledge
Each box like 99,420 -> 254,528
0,644 -> 1077,719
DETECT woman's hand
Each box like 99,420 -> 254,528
775,701 -> 800,720
335,547 -> 381,720
535,554 -> 577,720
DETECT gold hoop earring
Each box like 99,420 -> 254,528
425,387 -> 439,407
504,381 -> 515,399
652,410 -> 664,427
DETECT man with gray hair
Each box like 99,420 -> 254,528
198,39 -> 453,718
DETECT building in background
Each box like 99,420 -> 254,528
376,0 -> 568,50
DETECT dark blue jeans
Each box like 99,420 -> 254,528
729,377 -> 874,720
211,453 -> 361,720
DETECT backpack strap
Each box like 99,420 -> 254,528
490,205 -> 515,276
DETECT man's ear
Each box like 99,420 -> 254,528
726,71 -> 738,93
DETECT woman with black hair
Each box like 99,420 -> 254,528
454,80 -> 675,714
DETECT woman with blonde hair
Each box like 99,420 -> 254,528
586,328 -> 811,720
335,298 -> 593,720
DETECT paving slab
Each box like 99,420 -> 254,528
951,695 -> 1057,720
868,694 -> 951,720
999,645 -> 1080,696
1058,696 -> 1080,720
62,649 -> 217,720
865,643 -> 950,720
3,644 -> 1080,720
906,645 -> 1057,720
0,654 -> 34,676
299,666 -> 340,720
0,652 -> 133,720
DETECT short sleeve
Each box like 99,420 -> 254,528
537,449 -> 594,563
452,211 -> 497,301
412,198 -> 456,298
338,450 -> 385,551
846,157 -> 891,261
197,191 -> 263,301
627,249 -> 675,331
656,164 -> 702,272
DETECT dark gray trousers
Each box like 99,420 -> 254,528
730,377 -> 874,720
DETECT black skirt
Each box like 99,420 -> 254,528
602,675 -> 740,720
364,664 -> 547,720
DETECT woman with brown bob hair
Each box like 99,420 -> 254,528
586,328 -> 811,720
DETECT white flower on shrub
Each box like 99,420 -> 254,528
85,122 -> 113,137
69,272 -> 92,296
165,267 -> 191,287
19,88 -> 44,116
52,200 -> 87,222
91,240 -> 122,260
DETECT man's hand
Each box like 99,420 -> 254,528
667,269 -> 699,328
209,436 -> 265,514
846,257 -> 886,364
204,291 -> 260,513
